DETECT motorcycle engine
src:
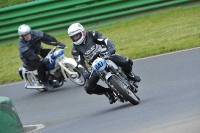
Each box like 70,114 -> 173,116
54,69 -> 62,78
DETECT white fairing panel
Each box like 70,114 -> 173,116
62,57 -> 77,68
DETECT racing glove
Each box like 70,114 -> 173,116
40,58 -> 50,65
101,49 -> 115,56
108,49 -> 115,55
83,71 -> 91,79
57,42 -> 66,49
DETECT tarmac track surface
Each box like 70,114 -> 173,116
0,47 -> 200,133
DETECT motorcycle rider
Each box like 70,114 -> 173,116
18,24 -> 66,90
68,22 -> 141,104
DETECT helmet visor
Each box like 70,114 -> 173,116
70,32 -> 82,42
22,33 -> 31,41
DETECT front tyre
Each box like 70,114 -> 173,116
108,75 -> 140,105
64,66 -> 85,86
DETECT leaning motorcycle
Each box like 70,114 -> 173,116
18,46 -> 86,92
90,50 -> 140,105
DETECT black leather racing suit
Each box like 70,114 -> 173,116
18,30 -> 59,84
71,30 -> 134,95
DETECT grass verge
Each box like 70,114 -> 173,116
0,5 -> 200,84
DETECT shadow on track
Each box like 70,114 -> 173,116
90,103 -> 134,116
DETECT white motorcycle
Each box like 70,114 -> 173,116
18,46 -> 86,92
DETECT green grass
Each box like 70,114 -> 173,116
0,5 -> 200,84
0,0 -> 35,8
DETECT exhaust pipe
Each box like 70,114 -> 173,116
25,80 -> 60,89
25,83 -> 45,89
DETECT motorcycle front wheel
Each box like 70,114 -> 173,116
108,75 -> 140,105
64,65 -> 85,86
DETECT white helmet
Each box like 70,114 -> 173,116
68,23 -> 85,45
18,24 -> 31,36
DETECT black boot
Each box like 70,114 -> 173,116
123,59 -> 141,83
104,88 -> 117,104
128,71 -> 141,83
92,85 -> 117,104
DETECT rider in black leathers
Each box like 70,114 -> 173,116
68,22 -> 141,104
18,24 -> 66,89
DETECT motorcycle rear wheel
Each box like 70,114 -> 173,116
25,73 -> 47,92
108,75 -> 140,105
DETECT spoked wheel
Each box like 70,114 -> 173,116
108,75 -> 140,105
25,73 -> 47,92
64,66 -> 85,86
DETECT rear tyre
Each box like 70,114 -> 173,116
108,75 -> 140,105
25,73 -> 47,92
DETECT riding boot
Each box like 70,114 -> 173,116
43,81 -> 53,90
127,71 -> 141,83
94,85 -> 117,104
104,88 -> 117,104
123,59 -> 141,83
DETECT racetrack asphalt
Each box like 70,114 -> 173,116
0,47 -> 200,133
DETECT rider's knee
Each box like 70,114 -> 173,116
84,84 -> 93,94
84,88 -> 93,94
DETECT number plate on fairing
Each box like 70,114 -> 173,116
92,58 -> 106,71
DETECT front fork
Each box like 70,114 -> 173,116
110,66 -> 138,93
106,66 -> 137,102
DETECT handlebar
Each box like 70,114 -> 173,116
88,51 -> 112,65
45,46 -> 67,63
46,46 -> 67,57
